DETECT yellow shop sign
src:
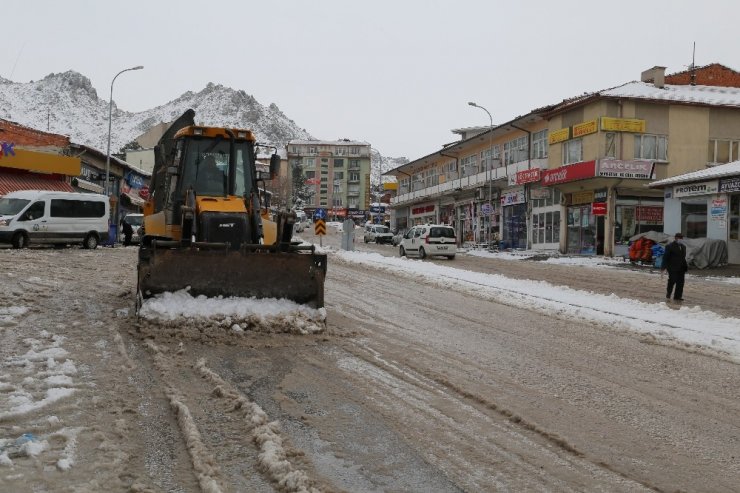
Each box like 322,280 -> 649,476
600,117 -> 646,133
572,120 -> 598,138
548,127 -> 570,145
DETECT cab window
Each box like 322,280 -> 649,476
19,201 -> 45,221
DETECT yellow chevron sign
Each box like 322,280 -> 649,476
314,219 -> 326,236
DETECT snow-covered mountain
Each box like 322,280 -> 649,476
0,70 -> 408,180
0,71 -> 313,153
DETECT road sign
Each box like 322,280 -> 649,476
314,219 -> 326,236
314,208 -> 327,220
481,203 -> 493,216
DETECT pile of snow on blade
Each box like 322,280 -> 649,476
139,289 -> 326,335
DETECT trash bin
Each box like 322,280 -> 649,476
103,224 -> 118,247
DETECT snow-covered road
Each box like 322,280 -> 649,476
1,244 -> 739,491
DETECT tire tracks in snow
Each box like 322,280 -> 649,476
137,336 -> 322,492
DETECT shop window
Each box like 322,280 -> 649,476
729,194 -> 739,240
681,201 -> 707,238
532,211 -> 560,244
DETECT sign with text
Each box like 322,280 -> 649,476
548,127 -> 570,145
600,117 -> 646,133
411,204 -> 435,215
673,181 -> 719,198
571,190 -> 595,205
635,206 -> 663,222
514,168 -> 541,185
500,187 -> 525,206
572,120 -> 598,138
719,176 -> 740,193
591,202 -> 607,215
597,159 -> 654,179
529,187 -> 551,199
541,160 -> 596,185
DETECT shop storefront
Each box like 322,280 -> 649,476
457,201 -> 476,244
410,202 -> 437,226
654,170 -> 740,264
501,186 -> 526,249
566,190 -> 600,254
530,186 -> 561,250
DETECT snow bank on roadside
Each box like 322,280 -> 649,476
335,250 -> 740,362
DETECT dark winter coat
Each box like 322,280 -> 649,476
122,221 -> 134,237
662,240 -> 688,273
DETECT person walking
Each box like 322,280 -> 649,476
121,219 -> 134,247
661,232 -> 688,301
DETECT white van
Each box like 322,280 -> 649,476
399,224 -> 457,259
0,190 -> 110,249
293,210 -> 309,233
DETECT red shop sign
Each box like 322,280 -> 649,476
591,202 -> 607,215
515,168 -> 541,185
541,160 -> 596,186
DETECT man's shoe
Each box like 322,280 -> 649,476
674,298 -> 684,301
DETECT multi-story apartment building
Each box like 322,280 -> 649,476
287,139 -> 372,221
385,63 -> 740,259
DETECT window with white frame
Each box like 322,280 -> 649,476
349,159 -> 360,169
423,168 -> 439,187
305,158 -> 315,168
350,147 -> 360,155
308,146 -> 317,154
349,171 -> 360,181
335,147 -> 347,156
412,172 -> 424,191
460,154 -> 478,176
708,138 -> 740,164
634,134 -> 667,160
348,197 -> 359,208
531,130 -> 548,159
399,177 -> 409,194
562,139 -> 583,165
504,136 -> 528,165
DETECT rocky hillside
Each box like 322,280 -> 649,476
0,71 -> 313,153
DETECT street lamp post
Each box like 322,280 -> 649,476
468,102 -> 494,247
373,147 -> 383,224
105,65 -> 144,198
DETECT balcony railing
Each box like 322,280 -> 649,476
391,158 -> 546,206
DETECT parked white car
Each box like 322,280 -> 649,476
363,224 -> 394,244
399,224 -> 457,259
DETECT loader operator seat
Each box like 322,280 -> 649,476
195,155 -> 226,196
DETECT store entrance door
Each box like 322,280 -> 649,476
596,215 -> 605,255
567,205 -> 596,255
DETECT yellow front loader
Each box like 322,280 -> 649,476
137,110 -> 326,308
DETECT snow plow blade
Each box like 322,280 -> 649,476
138,245 -> 327,308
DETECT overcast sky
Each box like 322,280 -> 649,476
2,0 -> 739,159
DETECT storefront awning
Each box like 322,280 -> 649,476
121,191 -> 145,207
0,172 -> 75,196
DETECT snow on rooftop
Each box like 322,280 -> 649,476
602,81 -> 740,108
650,160 -> 740,187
